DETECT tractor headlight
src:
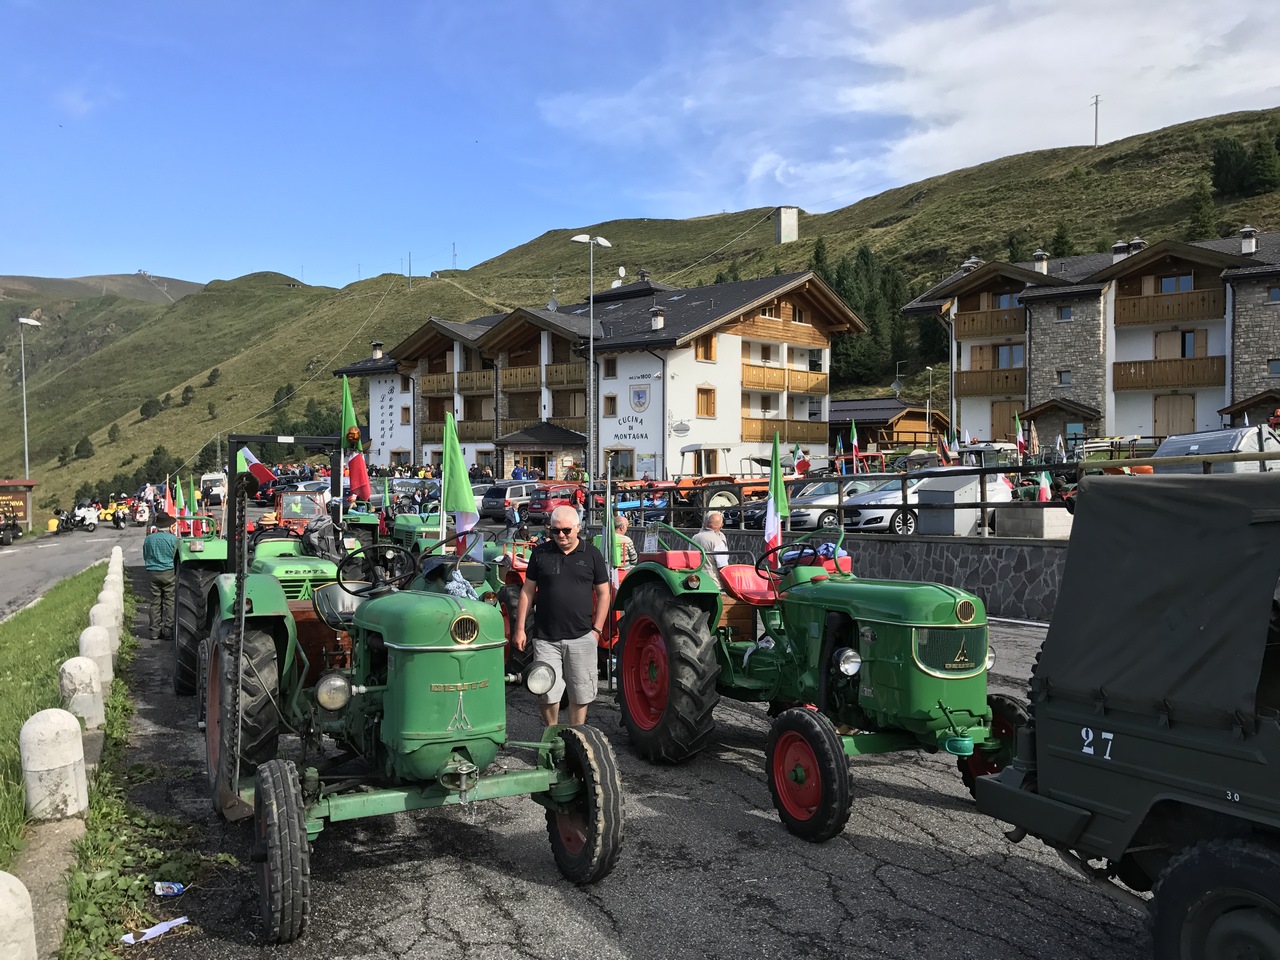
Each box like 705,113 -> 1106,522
525,661 -> 556,696
986,644 -> 997,671
834,647 -> 862,676
684,574 -> 701,589
315,672 -> 352,711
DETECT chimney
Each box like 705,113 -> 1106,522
1241,224 -> 1259,256
371,340 -> 384,359
1111,240 -> 1130,264
1032,249 -> 1050,275
960,255 -> 983,274
650,305 -> 665,331
638,268 -> 651,282
775,206 -> 799,245
1128,236 -> 1147,254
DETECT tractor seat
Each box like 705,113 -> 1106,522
719,564 -> 776,606
637,550 -> 702,571
457,561 -> 488,584
312,581 -> 369,631
824,556 -> 853,574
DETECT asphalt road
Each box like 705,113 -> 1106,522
0,522 -> 143,620
116,569 -> 1152,960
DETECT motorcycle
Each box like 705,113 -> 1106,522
52,508 -> 74,534
72,502 -> 99,533
0,512 -> 22,546
133,502 -> 151,527
110,504 -> 129,529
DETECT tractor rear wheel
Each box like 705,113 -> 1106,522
766,707 -> 852,843
173,566 -> 218,696
253,759 -> 311,944
206,623 -> 279,819
957,693 -> 1028,796
617,582 -> 719,763
701,483 -> 740,513
546,725 -> 624,884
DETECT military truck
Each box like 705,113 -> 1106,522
976,471 -> 1280,958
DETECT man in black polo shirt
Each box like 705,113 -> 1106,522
513,505 -> 609,726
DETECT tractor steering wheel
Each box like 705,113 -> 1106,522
249,525 -> 304,550
754,542 -> 821,581
337,544 -> 418,597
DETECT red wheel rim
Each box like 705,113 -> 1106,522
772,731 -> 821,821
965,710 -> 1016,779
621,616 -> 668,731
553,810 -> 587,855
206,642 -> 222,775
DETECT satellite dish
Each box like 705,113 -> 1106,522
671,422 -> 691,437
618,266 -> 626,279
610,280 -> 622,289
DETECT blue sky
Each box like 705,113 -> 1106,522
3,0 -> 1279,289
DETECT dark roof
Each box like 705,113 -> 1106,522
1015,282 -> 1106,301
333,355 -> 400,377
1218,388 -> 1280,416
435,314 -> 504,344
495,421 -> 588,446
826,397 -> 912,424
1022,397 -> 1102,421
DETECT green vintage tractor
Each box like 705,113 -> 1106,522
173,513 -> 227,695
613,523 -> 1022,842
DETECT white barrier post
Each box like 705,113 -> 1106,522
96,590 -> 122,623
77,626 -> 114,686
104,570 -> 123,591
19,709 -> 88,821
59,658 -> 104,730
88,604 -> 119,654
110,545 -> 123,565
0,872 -> 38,960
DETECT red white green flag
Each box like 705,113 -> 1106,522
1014,411 -> 1027,458
1038,471 -> 1052,502
341,375 -> 372,501
764,432 -> 790,560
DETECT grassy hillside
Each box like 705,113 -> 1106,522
4,106 -> 1280,509
0,273 -> 204,305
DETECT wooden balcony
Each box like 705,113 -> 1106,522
544,361 -> 586,387
550,416 -> 587,435
741,363 -> 787,391
419,372 -> 454,395
1112,356 -> 1226,391
787,370 -> 829,395
457,420 -> 493,442
457,370 -> 493,394
501,366 -> 542,390
1114,288 -> 1224,326
421,422 -> 444,442
741,418 -> 828,443
500,418 -> 539,436
955,308 -> 1025,339
955,368 -> 1026,397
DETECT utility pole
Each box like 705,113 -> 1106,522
1092,94 -> 1101,148
408,251 -> 412,291
452,242 -> 457,270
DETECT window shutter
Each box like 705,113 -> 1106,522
1194,329 -> 1208,359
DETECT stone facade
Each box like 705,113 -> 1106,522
1231,279 -> 1280,402
1027,291 -> 1108,431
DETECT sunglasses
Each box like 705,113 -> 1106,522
550,527 -> 576,535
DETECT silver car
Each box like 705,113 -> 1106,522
731,474 -> 897,530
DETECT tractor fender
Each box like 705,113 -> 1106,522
211,572 -> 292,622
613,563 -> 721,624
176,538 -> 227,566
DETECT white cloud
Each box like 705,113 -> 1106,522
56,83 -> 117,119
539,0 -> 1280,215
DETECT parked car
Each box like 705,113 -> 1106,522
842,468 -> 1013,535
200,471 -> 227,506
725,475 -> 897,530
1151,424 -> 1280,473
481,481 -> 537,521
527,483 -> 585,525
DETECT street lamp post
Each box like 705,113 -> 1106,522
570,233 -> 611,494
925,365 -> 933,444
18,317 -> 41,532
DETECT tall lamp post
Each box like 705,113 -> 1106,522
18,317 -> 40,532
925,365 -> 933,445
570,233 -> 611,488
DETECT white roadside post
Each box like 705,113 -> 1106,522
59,658 -> 104,729
110,545 -> 123,564
88,604 -> 119,654
77,626 -> 114,687
96,590 -> 122,623
19,709 -> 89,821
0,871 -> 38,960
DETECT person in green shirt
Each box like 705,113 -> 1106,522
143,512 -> 179,641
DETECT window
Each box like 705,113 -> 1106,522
400,375 -> 411,392
994,293 -> 1018,309
1270,360 -> 1280,378
761,304 -> 779,319
696,387 -> 716,418
760,345 -> 772,363
760,395 -> 775,414
792,305 -> 807,324
1182,331 -> 1196,358
996,344 -> 1025,369
604,358 -> 617,379
603,394 -> 617,417
1269,287 -> 1280,304
1057,370 -> 1072,386
1160,274 -> 1194,294
1056,305 -> 1073,322
400,406 -> 411,425
809,349 -> 823,373
695,334 -> 717,362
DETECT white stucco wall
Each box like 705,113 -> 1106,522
1114,321 -> 1227,361
368,374 -> 415,466
1113,387 -> 1228,435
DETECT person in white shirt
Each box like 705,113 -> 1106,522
691,511 -> 729,585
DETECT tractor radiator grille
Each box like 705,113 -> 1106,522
279,580 -> 310,601
913,626 -> 987,678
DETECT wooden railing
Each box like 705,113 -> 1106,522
787,370 -> 829,394
501,366 -> 542,390
955,308 -> 1025,339
955,368 -> 1026,397
550,416 -> 587,434
544,361 -> 586,387
457,420 -> 493,442
741,363 -> 787,391
1112,356 -> 1226,390
1114,288 -> 1224,326
741,418 -> 827,443
421,422 -> 444,442
500,418 -> 539,436
419,372 -> 454,395
457,370 -> 493,393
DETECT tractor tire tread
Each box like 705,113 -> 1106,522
546,725 -> 624,884
173,566 -> 217,696
256,759 -> 310,943
766,708 -> 852,843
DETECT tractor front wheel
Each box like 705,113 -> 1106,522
617,582 -> 719,763
254,759 -> 311,944
206,623 -> 280,819
957,693 -> 1028,796
173,566 -> 217,696
766,708 -> 852,843
195,634 -> 211,730
546,725 -> 624,884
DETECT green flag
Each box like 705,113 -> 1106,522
174,477 -> 186,515
442,414 -> 480,558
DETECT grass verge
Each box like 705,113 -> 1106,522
0,562 -> 110,870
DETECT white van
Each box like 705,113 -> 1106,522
200,471 -> 228,505
1151,426 -> 1280,474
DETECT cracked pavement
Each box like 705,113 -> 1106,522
119,570 -> 1150,960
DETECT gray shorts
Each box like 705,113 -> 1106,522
531,632 -> 597,706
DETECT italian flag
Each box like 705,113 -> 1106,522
849,421 -> 860,472
341,375 -> 372,502
174,477 -> 186,516
1038,471 -> 1052,502
764,432 -> 790,562
238,447 -> 276,487
1014,411 -> 1027,459
442,413 -> 481,559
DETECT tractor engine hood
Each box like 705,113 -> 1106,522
250,556 -> 340,580
789,577 -> 986,627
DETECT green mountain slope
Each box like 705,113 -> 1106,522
4,106 -> 1280,510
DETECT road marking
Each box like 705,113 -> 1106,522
36,543 -> 55,549
0,549 -> 15,556
85,537 -> 111,542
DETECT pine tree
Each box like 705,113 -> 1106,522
1006,231 -> 1030,263
74,436 -> 94,459
207,401 -> 217,420
140,398 -> 162,420
181,385 -> 196,406
206,367 -> 221,387
1211,136 -> 1249,195
1245,136 -> 1280,195
808,237 -> 834,287
1048,222 -> 1076,258
107,423 -> 120,443
1186,178 -> 1217,240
